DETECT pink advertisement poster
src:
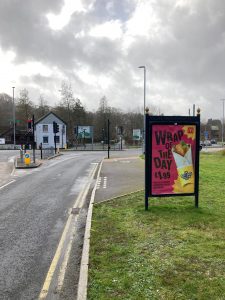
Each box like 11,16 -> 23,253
151,124 -> 196,195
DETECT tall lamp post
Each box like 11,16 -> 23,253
138,66 -> 146,154
221,99 -> 225,147
12,86 -> 16,149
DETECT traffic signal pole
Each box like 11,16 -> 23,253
107,119 -> 110,159
54,132 -> 57,154
53,121 -> 59,154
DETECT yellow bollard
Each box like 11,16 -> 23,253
24,152 -> 31,165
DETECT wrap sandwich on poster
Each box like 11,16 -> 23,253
172,141 -> 194,192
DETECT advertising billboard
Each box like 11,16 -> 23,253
151,124 -> 196,195
145,115 -> 200,210
132,129 -> 141,141
77,126 -> 93,139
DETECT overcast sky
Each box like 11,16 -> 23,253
0,0 -> 225,120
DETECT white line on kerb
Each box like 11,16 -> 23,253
0,180 -> 15,190
77,159 -> 104,300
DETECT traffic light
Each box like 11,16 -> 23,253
27,119 -> 32,130
117,126 -> 123,135
53,121 -> 56,133
53,121 -> 59,133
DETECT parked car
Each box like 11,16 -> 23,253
200,140 -> 211,147
204,140 -> 212,146
211,139 -> 217,144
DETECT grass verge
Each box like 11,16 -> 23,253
88,152 -> 225,299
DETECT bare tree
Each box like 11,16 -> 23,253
0,93 -> 13,133
35,94 -> 50,119
16,89 -> 34,129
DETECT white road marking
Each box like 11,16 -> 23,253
103,177 -> 107,189
77,159 -> 104,300
96,176 -> 108,189
0,180 -> 15,190
96,177 -> 102,190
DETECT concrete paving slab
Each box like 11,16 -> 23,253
94,156 -> 144,203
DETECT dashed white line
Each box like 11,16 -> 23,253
96,177 -> 102,190
103,177 -> 107,189
96,176 -> 107,189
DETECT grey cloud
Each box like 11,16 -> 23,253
129,0 -> 225,88
0,0 -> 63,47
0,0 -> 124,75
0,0 -> 225,119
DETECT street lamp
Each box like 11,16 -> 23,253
221,99 -> 225,147
138,66 -> 146,154
12,87 -> 16,149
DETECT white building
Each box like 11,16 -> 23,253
35,112 -> 67,149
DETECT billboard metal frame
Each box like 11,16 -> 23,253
145,114 -> 200,210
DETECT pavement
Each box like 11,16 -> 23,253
0,160 -> 15,187
77,149 -> 144,299
94,154 -> 144,203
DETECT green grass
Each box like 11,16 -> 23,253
88,152 -> 225,300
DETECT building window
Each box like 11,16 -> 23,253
43,136 -> 48,144
43,125 -> 48,132
54,136 -> 60,143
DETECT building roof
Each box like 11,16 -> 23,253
35,111 -> 67,125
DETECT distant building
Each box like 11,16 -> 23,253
201,119 -> 221,141
35,112 -> 67,149
0,127 -> 33,146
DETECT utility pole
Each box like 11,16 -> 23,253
107,119 -> 110,159
12,87 -> 16,149
102,128 -> 105,150
221,99 -> 225,147
138,66 -> 146,154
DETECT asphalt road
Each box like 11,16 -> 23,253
0,151 -> 104,300
0,150 -> 20,162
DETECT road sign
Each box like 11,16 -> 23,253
0,138 -> 5,144
204,131 -> 208,139
24,152 -> 31,165
133,129 -> 141,140
77,126 -> 93,138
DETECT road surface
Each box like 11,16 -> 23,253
0,151 -> 104,300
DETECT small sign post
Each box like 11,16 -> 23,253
204,131 -> 208,140
132,129 -> 141,141
145,110 -> 200,210
24,152 -> 31,165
